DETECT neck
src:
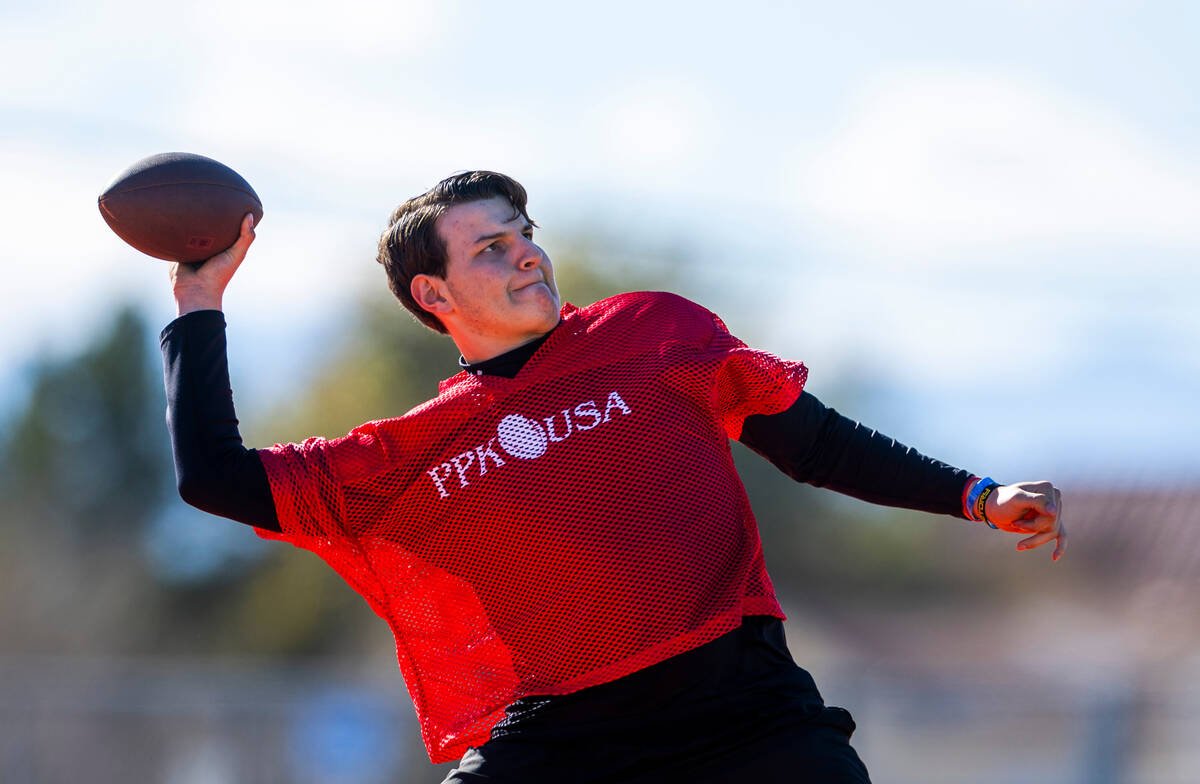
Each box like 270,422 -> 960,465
459,329 -> 556,378
453,322 -> 560,365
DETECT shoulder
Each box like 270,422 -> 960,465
570,291 -> 719,342
263,391 -> 468,483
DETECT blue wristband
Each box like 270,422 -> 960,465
966,476 -> 1000,529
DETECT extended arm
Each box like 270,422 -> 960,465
739,391 -> 971,518
739,392 -> 1067,560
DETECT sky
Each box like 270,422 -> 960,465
2,0 -> 1197,486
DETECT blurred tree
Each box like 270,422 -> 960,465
1,306 -> 167,541
0,306 -> 172,654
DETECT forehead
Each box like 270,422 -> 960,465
436,197 -> 522,250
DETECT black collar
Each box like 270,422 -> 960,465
458,327 -> 557,379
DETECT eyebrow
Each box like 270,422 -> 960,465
471,221 -> 533,247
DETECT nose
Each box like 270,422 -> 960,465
517,237 -> 542,271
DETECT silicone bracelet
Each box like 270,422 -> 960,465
962,476 -> 982,520
976,483 -> 999,529
966,476 -> 1000,529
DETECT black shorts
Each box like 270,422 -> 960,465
442,618 -> 872,783
442,702 -> 870,783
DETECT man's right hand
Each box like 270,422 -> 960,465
171,212 -> 256,316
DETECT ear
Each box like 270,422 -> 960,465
411,274 -> 453,316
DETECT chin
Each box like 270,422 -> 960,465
526,306 -> 560,334
519,288 -> 561,328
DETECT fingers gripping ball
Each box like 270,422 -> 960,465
98,152 -> 264,262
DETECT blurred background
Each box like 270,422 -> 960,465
2,1 -> 1198,781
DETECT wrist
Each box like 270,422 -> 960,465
962,476 -> 981,520
174,290 -> 223,317
975,482 -> 1000,528
963,476 -> 1000,529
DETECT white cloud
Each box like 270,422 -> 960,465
193,0 -> 455,57
0,141 -> 152,363
586,76 -> 719,178
790,68 -> 1200,260
0,0 -> 458,130
219,209 -> 380,319
0,136 -> 377,396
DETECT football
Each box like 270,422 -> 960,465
98,152 -> 264,262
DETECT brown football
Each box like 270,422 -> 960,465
98,152 -> 263,262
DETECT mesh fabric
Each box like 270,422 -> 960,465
256,291 -> 809,762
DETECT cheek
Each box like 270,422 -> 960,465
463,265 -> 506,296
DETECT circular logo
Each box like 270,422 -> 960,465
496,414 -> 548,459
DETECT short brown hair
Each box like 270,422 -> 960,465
376,171 -> 536,333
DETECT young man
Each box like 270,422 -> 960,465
163,171 -> 1066,783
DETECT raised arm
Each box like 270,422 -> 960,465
161,214 -> 280,531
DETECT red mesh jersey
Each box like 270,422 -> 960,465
255,291 -> 809,762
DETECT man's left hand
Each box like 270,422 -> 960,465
984,481 -> 1067,562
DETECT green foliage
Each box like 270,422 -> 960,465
0,306 -> 179,654
1,306 -> 169,541
215,546 -> 368,656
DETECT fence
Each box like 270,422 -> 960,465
3,651 -> 1196,783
